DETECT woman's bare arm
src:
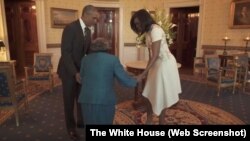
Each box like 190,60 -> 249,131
139,40 -> 161,78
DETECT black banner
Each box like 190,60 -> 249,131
86,125 -> 250,140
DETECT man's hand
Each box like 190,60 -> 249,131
75,73 -> 81,84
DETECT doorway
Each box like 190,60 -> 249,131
170,6 -> 199,75
94,7 -> 119,55
4,0 -> 39,78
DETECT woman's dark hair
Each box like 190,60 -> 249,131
130,9 -> 156,35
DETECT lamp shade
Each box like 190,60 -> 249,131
0,40 -> 5,47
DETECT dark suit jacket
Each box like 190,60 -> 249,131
57,20 -> 87,77
78,52 -> 137,105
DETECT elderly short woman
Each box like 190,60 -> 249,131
78,38 -> 139,124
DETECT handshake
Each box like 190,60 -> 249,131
135,73 -> 146,83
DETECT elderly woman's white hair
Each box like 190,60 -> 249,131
89,37 -> 111,52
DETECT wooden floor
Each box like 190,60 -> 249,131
179,66 -> 193,75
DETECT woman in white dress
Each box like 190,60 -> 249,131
130,9 -> 182,124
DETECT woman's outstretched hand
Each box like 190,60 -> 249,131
135,74 -> 145,82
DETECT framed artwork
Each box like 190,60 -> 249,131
50,8 -> 78,28
229,0 -> 250,28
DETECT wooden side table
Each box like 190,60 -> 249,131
218,55 -> 234,67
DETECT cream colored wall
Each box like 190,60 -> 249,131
119,0 -> 166,64
0,0 -> 9,61
120,0 -> 166,43
43,0 -> 165,70
44,0 -> 84,72
45,0 -> 165,44
44,0 -> 83,44
202,0 -> 250,52
0,0 -> 5,40
165,0 -> 250,56
1,0 -> 249,71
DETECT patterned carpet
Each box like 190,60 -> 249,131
0,73 -> 250,140
114,99 -> 245,125
1,73 -> 249,125
0,86 -> 85,141
0,74 -> 62,125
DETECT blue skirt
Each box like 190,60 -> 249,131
81,103 -> 115,125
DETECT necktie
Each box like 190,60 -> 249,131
84,27 -> 91,54
85,27 -> 91,37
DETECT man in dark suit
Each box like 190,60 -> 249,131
78,38 -> 140,124
57,5 -> 99,141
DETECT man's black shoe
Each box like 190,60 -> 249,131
68,131 -> 80,141
77,124 -> 85,128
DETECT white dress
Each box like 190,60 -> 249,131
142,24 -> 182,116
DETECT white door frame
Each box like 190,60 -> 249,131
166,0 -> 204,57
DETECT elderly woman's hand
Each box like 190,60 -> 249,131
75,73 -> 81,84
135,74 -> 145,82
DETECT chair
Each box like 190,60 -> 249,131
193,49 -> 217,76
234,54 -> 249,93
244,70 -> 250,93
204,55 -> 238,96
24,53 -> 54,93
0,60 -> 17,83
0,65 -> 28,127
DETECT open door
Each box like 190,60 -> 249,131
4,0 -> 39,77
94,8 -> 119,55
170,7 -> 199,72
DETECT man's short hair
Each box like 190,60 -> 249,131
82,5 -> 97,16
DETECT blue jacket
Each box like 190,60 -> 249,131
78,52 -> 137,105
